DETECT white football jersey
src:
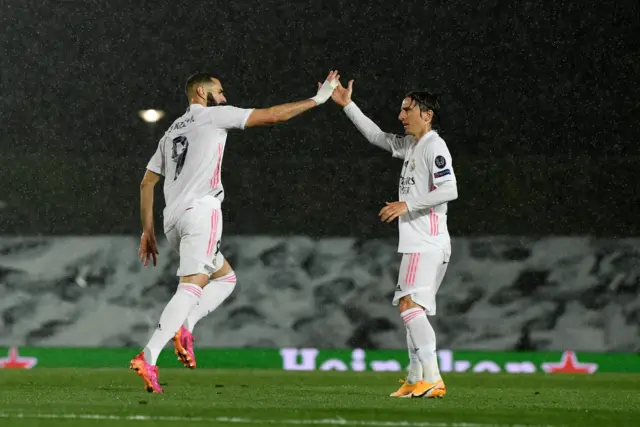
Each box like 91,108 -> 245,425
146,104 -> 254,233
387,130 -> 456,255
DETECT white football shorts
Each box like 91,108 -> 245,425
392,244 -> 449,315
165,195 -> 225,277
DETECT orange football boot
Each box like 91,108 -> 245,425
390,379 -> 418,397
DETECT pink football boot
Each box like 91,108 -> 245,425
173,325 -> 196,369
129,352 -> 163,393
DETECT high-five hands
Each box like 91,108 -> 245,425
312,70 -> 341,105
379,201 -> 408,223
330,78 -> 354,108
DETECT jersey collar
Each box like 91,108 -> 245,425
187,104 -> 205,113
414,129 -> 437,144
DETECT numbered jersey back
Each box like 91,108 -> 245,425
146,103 -> 254,232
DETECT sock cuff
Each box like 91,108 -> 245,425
178,283 -> 203,298
213,271 -> 237,283
401,307 -> 425,324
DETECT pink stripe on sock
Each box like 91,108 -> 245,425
184,288 -> 202,297
402,312 -> 422,324
402,309 -> 424,324
401,308 -> 422,320
214,272 -> 236,283
179,284 -> 202,297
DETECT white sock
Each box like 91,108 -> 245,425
184,272 -> 237,332
143,283 -> 202,365
401,307 -> 441,383
406,328 -> 423,384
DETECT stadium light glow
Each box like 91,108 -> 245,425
138,109 -> 165,123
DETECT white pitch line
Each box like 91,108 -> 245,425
0,412 -> 552,427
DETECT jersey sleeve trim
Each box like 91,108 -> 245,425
146,165 -> 163,176
239,108 -> 255,130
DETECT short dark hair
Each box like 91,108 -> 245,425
405,90 -> 442,130
185,72 -> 215,98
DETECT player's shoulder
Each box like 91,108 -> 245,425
427,130 -> 447,145
424,131 -> 450,152
394,134 -> 413,145
206,104 -> 243,114
204,105 -> 227,112
206,104 -> 250,123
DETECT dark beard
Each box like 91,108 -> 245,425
206,93 -> 219,107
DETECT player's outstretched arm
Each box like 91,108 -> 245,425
139,169 -> 161,266
330,79 -> 403,154
244,70 -> 340,128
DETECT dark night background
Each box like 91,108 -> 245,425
1,0 -> 638,237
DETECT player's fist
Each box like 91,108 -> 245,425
378,201 -> 408,223
331,79 -> 354,108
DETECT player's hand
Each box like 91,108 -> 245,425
138,230 -> 159,267
379,201 -> 408,223
331,79 -> 354,108
311,70 -> 340,105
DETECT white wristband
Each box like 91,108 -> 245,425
311,79 -> 339,105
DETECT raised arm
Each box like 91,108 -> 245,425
331,79 -> 407,157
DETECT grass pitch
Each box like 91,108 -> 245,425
0,369 -> 639,426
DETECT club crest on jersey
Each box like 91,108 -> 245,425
410,158 -> 416,171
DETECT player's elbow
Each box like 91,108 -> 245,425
448,184 -> 459,202
450,188 -> 458,202
442,181 -> 458,202
140,170 -> 161,188
367,132 -> 384,145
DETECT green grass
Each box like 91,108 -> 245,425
0,369 -> 639,426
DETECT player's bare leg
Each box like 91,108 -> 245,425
130,273 -> 208,392
174,258 -> 237,369
397,295 -> 446,399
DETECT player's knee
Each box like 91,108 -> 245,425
210,258 -> 233,280
398,295 -> 423,313
211,266 -> 237,299
179,273 -> 209,288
